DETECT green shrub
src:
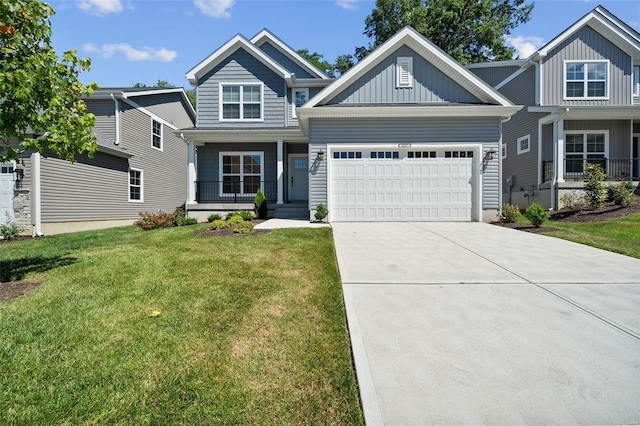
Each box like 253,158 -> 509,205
178,217 -> 198,226
170,207 -> 186,225
559,192 -> 585,211
227,215 -> 245,225
207,213 -> 222,223
225,210 -> 253,221
314,204 -> 328,221
500,203 -> 521,223
233,221 -> 255,234
209,219 -> 229,230
134,211 -> 174,230
583,163 -> 606,210
524,203 -> 550,228
609,182 -> 633,207
0,219 -> 21,240
254,189 -> 268,219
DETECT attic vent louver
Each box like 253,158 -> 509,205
397,57 -> 413,88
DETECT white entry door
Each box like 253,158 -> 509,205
0,164 -> 15,225
289,155 -> 309,201
330,149 -> 474,221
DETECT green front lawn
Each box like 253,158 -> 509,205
543,213 -> 640,259
0,225 -> 363,425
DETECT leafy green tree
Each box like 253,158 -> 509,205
0,0 -> 98,163
297,49 -> 335,78
363,0 -> 534,64
333,46 -> 370,76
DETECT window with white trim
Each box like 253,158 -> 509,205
517,135 -> 530,154
501,143 -> 507,159
220,83 -> 263,121
152,119 -> 162,150
396,57 -> 413,88
565,131 -> 608,175
292,88 -> 309,118
633,65 -> 640,96
564,61 -> 608,99
219,152 -> 264,195
129,168 -> 143,202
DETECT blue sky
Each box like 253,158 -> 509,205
49,0 -> 640,89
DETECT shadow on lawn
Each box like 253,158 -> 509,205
0,256 -> 77,282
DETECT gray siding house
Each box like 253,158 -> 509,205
180,27 -> 519,222
468,6 -> 640,209
0,88 -> 195,234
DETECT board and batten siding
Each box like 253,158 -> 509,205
196,48 -> 286,128
257,42 -> 315,78
565,119 -> 631,158
499,67 -> 547,189
307,117 -> 502,210
468,65 -> 521,88
541,25 -> 632,106
196,143 -> 277,183
86,99 -> 116,142
328,46 -> 482,104
132,93 -> 195,129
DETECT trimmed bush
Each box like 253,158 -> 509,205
134,211 -> 174,230
207,213 -> 222,223
209,219 -> 229,230
314,204 -> 328,221
227,215 -> 245,226
178,217 -> 198,226
583,163 -> 606,210
226,210 -> 253,221
254,189 -> 268,219
559,192 -> 585,211
609,182 -> 633,207
524,203 -> 550,228
233,221 -> 255,234
500,203 -> 521,223
0,219 -> 21,240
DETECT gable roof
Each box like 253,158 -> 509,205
304,26 -> 514,108
534,5 -> 640,61
250,29 -> 330,80
185,34 -> 293,86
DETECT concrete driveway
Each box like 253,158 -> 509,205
332,222 -> 640,425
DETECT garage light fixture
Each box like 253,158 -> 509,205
316,150 -> 325,161
484,149 -> 498,161
14,166 -> 24,182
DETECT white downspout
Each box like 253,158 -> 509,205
110,93 -> 120,145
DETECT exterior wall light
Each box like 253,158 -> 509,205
14,166 -> 24,182
484,149 -> 498,161
316,150 -> 325,161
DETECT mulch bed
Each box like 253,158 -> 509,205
0,280 -> 43,302
493,194 -> 640,233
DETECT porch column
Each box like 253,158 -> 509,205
554,118 -> 565,183
277,139 -> 284,205
187,141 -> 197,203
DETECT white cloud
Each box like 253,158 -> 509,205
83,43 -> 178,62
506,35 -> 544,58
77,0 -> 123,16
336,0 -> 358,10
194,0 -> 235,18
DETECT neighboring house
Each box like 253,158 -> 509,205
468,6 -> 640,209
0,87 -> 196,235
179,27 -> 520,222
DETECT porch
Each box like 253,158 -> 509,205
542,158 -> 640,182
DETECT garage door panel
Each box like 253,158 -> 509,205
330,154 -> 473,222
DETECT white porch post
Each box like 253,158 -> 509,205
555,118 -> 565,183
277,139 -> 284,205
187,141 -> 197,204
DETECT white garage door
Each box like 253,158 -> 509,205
0,164 -> 15,225
330,149 -> 474,221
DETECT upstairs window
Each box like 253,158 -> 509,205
220,83 -> 263,121
564,61 -> 608,99
396,57 -> 413,88
152,119 -> 162,150
292,88 -> 309,119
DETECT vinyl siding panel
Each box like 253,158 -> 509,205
565,119 -> 631,158
541,25 -> 632,106
542,124 -> 554,161
328,46 -> 481,104
196,142 -> 277,183
307,117 -> 502,209
499,67 -> 547,188
257,42 -> 315,78
196,48 -> 286,127
469,65 -> 521,87
86,99 -> 116,142
132,93 -> 195,129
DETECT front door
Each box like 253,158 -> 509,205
288,154 -> 309,201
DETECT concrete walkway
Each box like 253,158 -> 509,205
332,222 -> 640,425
